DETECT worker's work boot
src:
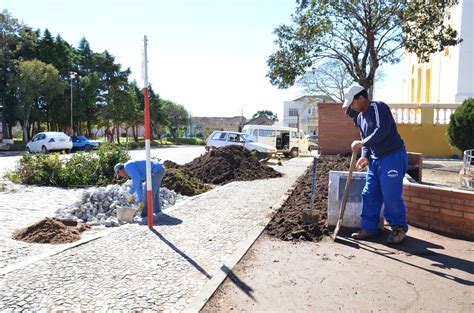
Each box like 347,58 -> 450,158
350,229 -> 378,240
387,227 -> 406,244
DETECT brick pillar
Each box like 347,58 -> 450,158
318,102 -> 359,155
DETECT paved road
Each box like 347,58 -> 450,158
0,148 -> 311,311
0,146 -> 205,270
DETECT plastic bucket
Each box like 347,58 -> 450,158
117,205 -> 137,223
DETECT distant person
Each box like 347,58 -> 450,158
114,160 -> 166,218
343,83 -> 408,244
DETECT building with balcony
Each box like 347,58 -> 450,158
401,0 -> 473,105
283,95 -> 334,135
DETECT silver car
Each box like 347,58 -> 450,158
26,132 -> 73,153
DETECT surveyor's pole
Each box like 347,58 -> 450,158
143,35 -> 153,228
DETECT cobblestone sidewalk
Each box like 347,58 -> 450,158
0,157 -> 311,312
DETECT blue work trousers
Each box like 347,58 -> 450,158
361,148 -> 408,233
141,166 -> 166,217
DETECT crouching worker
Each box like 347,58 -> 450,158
114,160 -> 166,218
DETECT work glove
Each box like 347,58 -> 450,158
126,195 -> 134,203
137,202 -> 144,213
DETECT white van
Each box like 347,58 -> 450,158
241,125 -> 313,157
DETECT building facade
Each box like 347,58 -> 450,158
401,0 -> 473,104
283,95 -> 333,135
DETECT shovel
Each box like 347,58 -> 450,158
302,147 -> 321,224
332,149 -> 358,240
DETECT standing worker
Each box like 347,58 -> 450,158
114,160 -> 166,219
343,83 -> 408,244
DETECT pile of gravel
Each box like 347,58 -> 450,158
55,181 -> 186,227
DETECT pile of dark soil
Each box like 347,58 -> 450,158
183,145 -> 282,185
162,168 -> 212,196
12,217 -> 90,244
265,155 -> 351,241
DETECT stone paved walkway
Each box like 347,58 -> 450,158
0,157 -> 311,311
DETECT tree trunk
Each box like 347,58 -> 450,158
115,125 -> 120,144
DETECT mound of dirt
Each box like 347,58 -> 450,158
162,168 -> 212,196
265,155 -> 351,241
12,217 -> 90,244
163,160 -> 180,169
183,145 -> 282,185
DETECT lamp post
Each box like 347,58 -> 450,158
69,71 -> 77,135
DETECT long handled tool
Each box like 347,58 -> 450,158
332,149 -> 358,240
302,147 -> 320,224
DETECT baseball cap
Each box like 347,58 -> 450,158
342,83 -> 365,108
114,163 -> 124,177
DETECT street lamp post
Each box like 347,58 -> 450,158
69,71 -> 77,135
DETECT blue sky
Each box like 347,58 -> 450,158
2,0 -> 401,119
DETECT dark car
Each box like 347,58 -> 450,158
71,135 -> 100,152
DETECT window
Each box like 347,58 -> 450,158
417,67 -> 422,103
288,123 -> 297,128
258,129 -> 275,137
252,129 -> 258,137
211,132 -> 227,141
425,68 -> 431,103
228,133 -> 243,142
289,109 -> 298,116
291,132 -> 300,139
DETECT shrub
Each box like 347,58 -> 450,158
9,143 -> 130,187
448,98 -> 474,152
168,137 -> 206,145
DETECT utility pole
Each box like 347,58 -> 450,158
69,71 -> 77,135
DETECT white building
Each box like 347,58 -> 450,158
401,0 -> 473,104
283,95 -> 333,135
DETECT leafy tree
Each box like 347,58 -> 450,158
448,98 -> 474,152
16,59 -> 65,140
252,110 -> 278,121
163,101 -> 190,137
267,0 -> 462,97
0,10 -> 37,139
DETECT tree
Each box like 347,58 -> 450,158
267,0 -> 462,98
16,59 -> 65,140
297,60 -> 352,102
447,98 -> 474,152
252,110 -> 278,121
0,10 -> 37,140
163,101 -> 190,138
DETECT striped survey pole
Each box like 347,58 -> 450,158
143,35 -> 153,228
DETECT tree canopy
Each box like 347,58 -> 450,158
0,10 -> 191,141
252,110 -> 278,121
267,0 -> 462,98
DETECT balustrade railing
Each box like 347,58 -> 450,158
388,103 -> 460,125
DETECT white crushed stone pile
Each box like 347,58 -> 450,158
55,181 -> 187,227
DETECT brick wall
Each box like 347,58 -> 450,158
403,177 -> 474,240
317,102 -> 359,155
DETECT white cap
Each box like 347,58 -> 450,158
342,83 -> 365,108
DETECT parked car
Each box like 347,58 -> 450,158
205,131 -> 277,159
26,132 -> 72,154
71,135 -> 100,152
241,125 -> 311,158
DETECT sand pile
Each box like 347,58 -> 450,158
12,218 -> 90,244
265,155 -> 351,241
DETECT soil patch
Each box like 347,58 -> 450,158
183,145 -> 282,185
12,217 -> 90,244
265,155 -> 350,241
162,168 -> 212,196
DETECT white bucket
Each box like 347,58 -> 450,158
117,205 -> 137,223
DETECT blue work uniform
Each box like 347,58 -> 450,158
124,160 -> 166,217
357,101 -> 408,233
